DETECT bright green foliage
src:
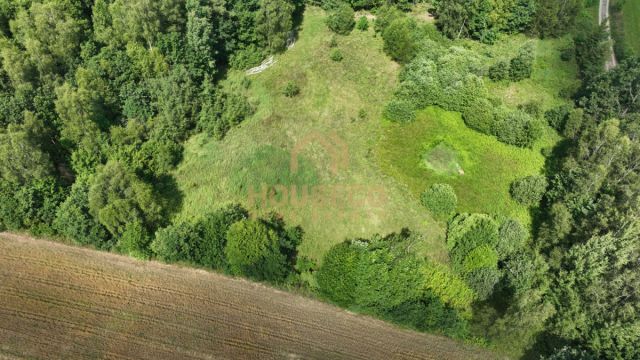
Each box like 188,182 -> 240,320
492,108 -> 543,148
509,44 -> 535,81
151,221 -> 201,262
382,17 -> 418,63
316,241 -> 366,306
54,83 -> 109,145
432,0 -> 537,43
421,183 -> 457,219
356,15 -> 368,31
419,261 -> 475,312
88,160 -> 163,237
496,219 -> 528,258
54,176 -> 112,249
9,1 -> 88,78
447,213 -> 499,255
329,48 -> 343,61
446,213 -> 502,300
118,221 -> 152,259
510,175 -> 547,206
282,81 -> 300,97
317,231 -> 471,337
195,204 -> 249,269
225,219 -> 289,282
384,98 -> 415,122
385,33 -> 542,148
0,177 -> 64,236
325,2 -> 354,35
461,245 -> 498,274
105,0 -> 184,48
373,4 -> 402,34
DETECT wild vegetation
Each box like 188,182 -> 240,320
1,0 -> 639,359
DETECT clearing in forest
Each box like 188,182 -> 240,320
174,7 -> 444,263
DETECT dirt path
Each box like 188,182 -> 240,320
0,233 -> 500,360
600,0 -> 618,70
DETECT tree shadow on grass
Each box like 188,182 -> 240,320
154,174 -> 184,226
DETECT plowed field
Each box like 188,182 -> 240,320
0,233 -> 498,360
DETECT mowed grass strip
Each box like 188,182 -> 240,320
620,0 -> 640,55
377,106 -> 549,226
0,233 -> 498,360
174,7 -> 445,263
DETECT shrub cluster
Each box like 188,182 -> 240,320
380,29 -> 542,147
446,214 -> 530,301
316,231 -> 471,338
326,3 -> 355,35
510,175 -> 548,206
151,207 -> 302,284
421,183 -> 457,219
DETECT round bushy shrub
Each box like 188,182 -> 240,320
496,219 -> 528,258
461,245 -> 498,274
509,45 -> 534,81
356,16 -> 368,31
421,183 -> 457,219
510,175 -> 547,206
493,109 -> 543,148
118,221 -> 151,259
283,81 -> 300,97
151,222 -> 199,263
447,213 -> 499,265
384,99 -> 416,122
382,18 -> 418,63
225,219 -> 288,282
326,3 -> 355,35
545,105 -> 572,131
330,48 -> 343,62
463,98 -> 495,135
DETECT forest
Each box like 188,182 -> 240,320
0,0 -> 638,359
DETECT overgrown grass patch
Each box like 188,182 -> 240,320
377,106 -> 555,226
484,35 -> 580,111
174,7 -> 445,263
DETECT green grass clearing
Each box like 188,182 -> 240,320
483,35 -> 580,111
377,106 -> 554,226
612,0 -> 640,57
173,7 -> 446,263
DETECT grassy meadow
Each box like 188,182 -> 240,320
612,0 -> 640,57
377,107 -> 550,226
174,7 -> 445,263
174,7 -> 574,265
